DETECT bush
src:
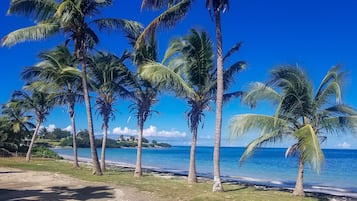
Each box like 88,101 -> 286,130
32,146 -> 63,159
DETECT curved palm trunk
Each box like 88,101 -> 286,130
25,118 -> 41,162
188,126 -> 198,183
69,102 -> 79,168
212,11 -> 224,192
134,115 -> 144,177
78,44 -> 102,175
100,121 -> 108,172
293,154 -> 305,196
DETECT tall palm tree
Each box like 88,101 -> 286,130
229,66 -> 357,196
119,30 -> 159,177
206,0 -> 230,192
11,89 -> 56,162
87,51 -> 129,171
140,29 -> 245,183
2,0 -> 142,175
139,0 -> 232,191
22,45 -> 83,168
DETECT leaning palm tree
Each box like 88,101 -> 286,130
2,0 -> 142,175
87,51 -> 129,171
229,66 -> 357,196
11,89 -> 56,162
140,29 -> 246,183
22,45 -> 83,168
139,0 -> 233,191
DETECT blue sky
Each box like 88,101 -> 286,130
1,0 -> 357,148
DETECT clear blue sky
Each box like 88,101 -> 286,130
1,0 -> 357,148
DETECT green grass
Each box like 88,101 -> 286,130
0,157 -> 319,201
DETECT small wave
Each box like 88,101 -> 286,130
312,186 -> 348,192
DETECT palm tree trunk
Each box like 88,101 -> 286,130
188,126 -> 198,183
293,154 -> 305,196
212,10 -> 224,192
134,115 -> 144,177
79,44 -> 102,175
100,121 -> 108,172
25,119 -> 41,162
69,102 -> 79,168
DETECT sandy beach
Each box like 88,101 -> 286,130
0,166 -> 163,201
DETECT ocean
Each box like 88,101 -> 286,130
54,146 -> 357,198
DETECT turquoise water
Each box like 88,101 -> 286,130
54,146 -> 357,197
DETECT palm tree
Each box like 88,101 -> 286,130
1,102 -> 35,152
118,30 -> 159,177
139,0 -> 232,191
22,45 -> 83,168
229,66 -> 357,196
11,89 -> 56,162
87,51 -> 129,171
2,0 -> 142,175
140,29 -> 245,183
206,0 -> 230,192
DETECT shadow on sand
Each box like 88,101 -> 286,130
0,185 -> 115,201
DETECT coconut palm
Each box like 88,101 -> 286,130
119,30 -> 159,177
21,45 -> 83,168
2,0 -> 142,175
140,29 -> 245,183
139,0 -> 232,191
229,66 -> 357,196
0,102 -> 35,152
87,51 -> 129,171
10,89 -> 56,162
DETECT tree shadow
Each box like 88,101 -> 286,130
0,170 -> 23,174
0,185 -> 115,201
224,186 -> 249,192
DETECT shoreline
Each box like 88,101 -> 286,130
59,154 -> 357,200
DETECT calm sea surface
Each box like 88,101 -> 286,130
54,146 -> 357,197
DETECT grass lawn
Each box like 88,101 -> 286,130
0,157 -> 319,201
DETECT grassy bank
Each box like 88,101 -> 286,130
0,157 -> 318,201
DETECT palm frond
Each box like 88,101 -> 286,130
139,61 -> 195,97
285,143 -> 299,157
223,61 -> 246,90
223,42 -> 243,62
2,22 -> 59,47
229,114 -> 286,138
135,0 -> 191,48
93,18 -> 143,37
242,82 -> 281,108
7,0 -> 58,21
223,91 -> 243,103
294,124 -> 324,173
240,130 -> 282,164
322,116 -> 357,135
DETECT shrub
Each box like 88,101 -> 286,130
32,146 -> 63,159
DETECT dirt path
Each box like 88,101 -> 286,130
0,167 -> 162,201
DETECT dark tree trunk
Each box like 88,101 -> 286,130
78,41 -> 102,175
